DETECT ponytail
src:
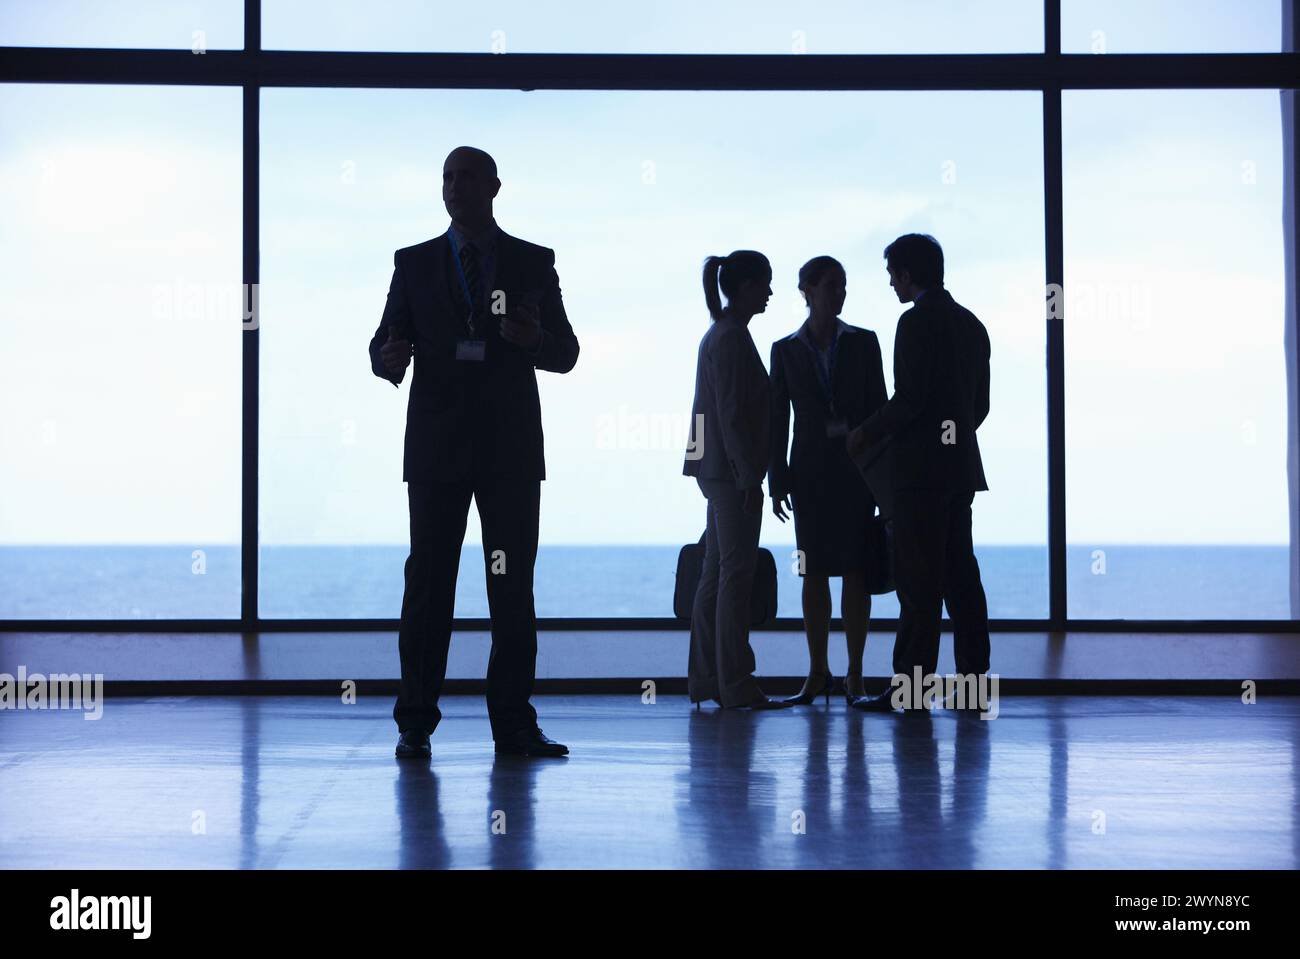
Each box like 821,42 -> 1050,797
702,255 -> 725,321
702,250 -> 771,323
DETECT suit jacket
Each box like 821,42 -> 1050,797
368,227 -> 579,483
682,316 -> 771,490
849,287 -> 990,492
769,320 -> 888,502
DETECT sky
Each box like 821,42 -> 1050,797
0,2 -> 1290,557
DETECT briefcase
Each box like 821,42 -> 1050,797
864,514 -> 895,595
673,532 -> 779,626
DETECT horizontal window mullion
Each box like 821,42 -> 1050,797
1,48 -> 1297,90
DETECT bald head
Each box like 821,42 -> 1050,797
442,146 -> 500,227
445,145 -> 496,177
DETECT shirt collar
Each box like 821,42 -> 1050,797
796,316 -> 848,351
449,219 -> 500,256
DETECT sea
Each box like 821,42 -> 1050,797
1,544 -> 1294,621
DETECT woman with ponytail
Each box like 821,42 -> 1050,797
768,256 -> 888,704
681,251 -> 789,709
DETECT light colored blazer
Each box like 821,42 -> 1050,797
682,316 -> 771,490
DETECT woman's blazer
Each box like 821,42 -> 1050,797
769,320 -> 888,501
682,316 -> 772,490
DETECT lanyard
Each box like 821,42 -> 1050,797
801,324 -> 840,413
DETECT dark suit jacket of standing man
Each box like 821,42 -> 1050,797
368,225 -> 579,740
852,288 -> 989,493
850,286 -> 991,679
369,227 -> 579,481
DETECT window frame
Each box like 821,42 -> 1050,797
2,0 -> 1297,633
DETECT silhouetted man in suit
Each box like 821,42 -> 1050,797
369,146 -> 579,757
846,234 -> 990,711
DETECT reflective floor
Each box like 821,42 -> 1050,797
2,694 -> 1297,869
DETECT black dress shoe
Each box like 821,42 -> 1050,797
395,730 -> 431,758
495,726 -> 569,757
727,692 -> 793,710
850,690 -> 897,713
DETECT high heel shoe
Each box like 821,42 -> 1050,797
843,675 -> 866,704
781,670 -> 835,706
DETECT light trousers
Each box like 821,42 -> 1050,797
688,477 -> 765,706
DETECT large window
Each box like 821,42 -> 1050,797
0,1 -> 244,50
0,83 -> 243,618
1064,89 -> 1291,619
261,0 -> 1044,54
3,2 -> 1296,629
1061,0 -> 1281,53
257,89 -> 1045,618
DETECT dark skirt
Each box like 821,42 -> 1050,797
790,440 -> 876,577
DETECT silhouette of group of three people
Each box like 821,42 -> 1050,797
683,241 -> 992,713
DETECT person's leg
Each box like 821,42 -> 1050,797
840,570 -> 870,698
790,491 -> 829,697
394,480 -> 474,735
706,479 -> 764,707
688,481 -> 722,704
890,489 -> 948,686
944,490 -> 991,677
474,474 -> 542,740
798,572 -> 831,695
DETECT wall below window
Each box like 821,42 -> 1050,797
2,629 -> 1298,689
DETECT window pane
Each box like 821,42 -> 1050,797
1064,89 -> 1294,619
258,88 -> 1046,620
262,0 -> 1043,53
1061,0 -> 1281,53
0,0 -> 244,50
0,84 -> 243,618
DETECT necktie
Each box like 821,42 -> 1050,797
458,240 -> 481,314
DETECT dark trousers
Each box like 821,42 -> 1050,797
393,475 -> 541,740
890,488 -> 991,679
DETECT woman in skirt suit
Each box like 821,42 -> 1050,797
769,255 -> 888,703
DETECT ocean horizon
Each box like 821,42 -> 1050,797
1,544 -> 1294,621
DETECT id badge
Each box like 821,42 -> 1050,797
456,339 -> 486,362
826,418 -> 848,438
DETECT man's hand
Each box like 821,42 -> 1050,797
743,486 -> 763,516
500,302 -> 542,351
772,493 -> 793,522
380,324 -> 413,381
846,424 -> 867,457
